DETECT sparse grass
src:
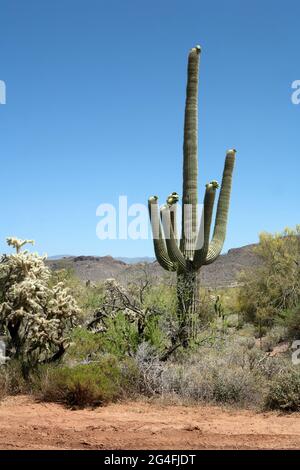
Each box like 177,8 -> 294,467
0,360 -> 27,400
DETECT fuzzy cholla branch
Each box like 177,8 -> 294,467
6,237 -> 34,253
0,237 -> 81,369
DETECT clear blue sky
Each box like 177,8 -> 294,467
0,0 -> 299,257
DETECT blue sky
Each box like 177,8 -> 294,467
0,0 -> 299,257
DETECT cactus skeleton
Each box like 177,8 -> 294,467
148,46 -> 236,342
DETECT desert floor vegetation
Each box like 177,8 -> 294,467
0,227 -> 300,412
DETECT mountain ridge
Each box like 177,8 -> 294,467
46,243 -> 261,288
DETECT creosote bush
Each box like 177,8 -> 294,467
33,355 -> 128,408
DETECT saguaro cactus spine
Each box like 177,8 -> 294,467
148,46 -> 236,342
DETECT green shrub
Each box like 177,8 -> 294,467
99,314 -> 140,357
264,369 -> 300,411
237,227 -> 300,328
281,306 -> 300,339
35,356 -> 124,408
65,327 -> 103,363
143,283 -> 176,315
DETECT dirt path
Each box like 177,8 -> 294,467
0,396 -> 299,450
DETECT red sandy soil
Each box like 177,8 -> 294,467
0,395 -> 299,450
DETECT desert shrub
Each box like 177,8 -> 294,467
132,336 -> 266,406
133,342 -> 164,395
170,338 -> 263,405
0,368 -> 8,400
64,327 -> 103,364
256,355 -> 289,380
4,360 -> 27,394
258,325 -> 288,352
97,313 -> 141,357
143,282 -> 176,315
265,368 -> 300,411
34,355 -> 124,408
88,279 -> 172,356
78,284 -> 104,318
237,227 -> 300,330
0,360 -> 27,399
0,238 -> 81,372
159,362 -> 261,406
238,227 -> 300,328
281,305 -> 300,338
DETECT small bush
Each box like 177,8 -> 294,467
134,342 -> 164,395
133,336 -> 266,406
260,325 -> 288,352
35,355 -> 124,408
237,227 -> 300,328
264,368 -> 300,411
0,369 -> 8,401
281,306 -> 300,339
65,327 -> 103,364
0,361 -> 27,399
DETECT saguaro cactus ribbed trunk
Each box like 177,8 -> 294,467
148,46 -> 236,343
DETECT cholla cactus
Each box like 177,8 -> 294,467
6,237 -> 34,253
148,46 -> 236,343
0,238 -> 81,371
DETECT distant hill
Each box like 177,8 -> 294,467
46,243 -> 261,289
48,255 -> 74,260
116,257 -> 155,264
48,255 -> 155,264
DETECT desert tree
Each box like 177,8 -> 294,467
237,226 -> 300,329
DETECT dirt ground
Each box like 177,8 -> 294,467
0,395 -> 299,450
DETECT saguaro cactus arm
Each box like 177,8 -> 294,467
161,197 -> 188,272
148,196 -> 176,272
192,180 -> 219,270
204,149 -> 236,265
167,192 -> 180,245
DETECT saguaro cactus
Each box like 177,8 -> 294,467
148,46 -> 236,342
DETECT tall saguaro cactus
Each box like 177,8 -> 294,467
148,46 -> 236,342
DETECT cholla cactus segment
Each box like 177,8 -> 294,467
0,237 -> 81,367
6,237 -> 34,253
